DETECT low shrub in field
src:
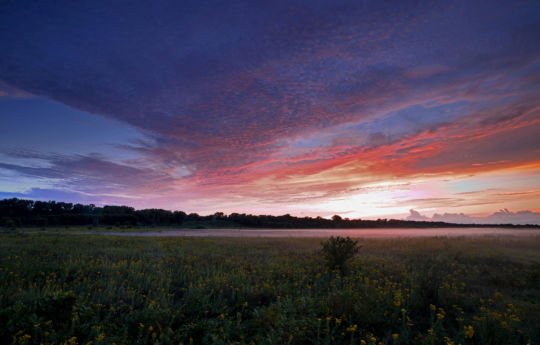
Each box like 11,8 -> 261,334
321,236 -> 360,275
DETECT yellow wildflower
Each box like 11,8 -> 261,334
346,324 -> 358,332
464,325 -> 474,339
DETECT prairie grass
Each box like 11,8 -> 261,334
1,233 -> 539,344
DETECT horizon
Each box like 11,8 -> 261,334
2,197 -> 539,226
1,1 -> 540,224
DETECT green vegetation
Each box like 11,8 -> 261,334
321,236 -> 360,275
1,233 -> 539,344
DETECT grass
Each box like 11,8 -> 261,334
0,232 -> 539,344
12,225 -> 192,233
12,222 -> 250,233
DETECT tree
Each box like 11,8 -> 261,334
332,214 -> 342,222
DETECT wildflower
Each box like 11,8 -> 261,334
392,333 -> 399,340
436,307 -> 446,319
139,323 -> 145,328
393,291 -> 402,307
492,311 -> 502,320
443,336 -> 454,345
429,304 -> 436,312
346,324 -> 358,332
464,325 -> 474,339
407,316 -> 414,326
96,333 -> 105,341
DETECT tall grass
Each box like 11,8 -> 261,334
0,233 -> 539,344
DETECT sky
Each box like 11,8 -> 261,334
1,0 -> 539,224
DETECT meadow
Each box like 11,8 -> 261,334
1,232 -> 539,345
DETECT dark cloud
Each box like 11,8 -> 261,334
1,0 -> 539,176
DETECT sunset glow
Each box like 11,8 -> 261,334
1,0 -> 539,223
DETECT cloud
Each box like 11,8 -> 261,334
406,209 -> 430,221
0,1 -> 539,215
1,1 -> 539,179
0,151 -> 178,198
0,188 -> 123,206
0,81 -> 35,98
407,209 -> 540,225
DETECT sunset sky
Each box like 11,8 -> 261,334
1,0 -> 539,223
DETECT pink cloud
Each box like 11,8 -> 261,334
407,208 -> 540,225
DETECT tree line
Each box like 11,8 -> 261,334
0,198 -> 536,229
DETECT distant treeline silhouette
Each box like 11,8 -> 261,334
0,198 -> 537,229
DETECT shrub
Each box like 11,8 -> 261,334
321,236 -> 360,275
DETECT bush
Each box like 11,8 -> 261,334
321,236 -> 360,275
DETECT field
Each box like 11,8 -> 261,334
1,232 -> 539,345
